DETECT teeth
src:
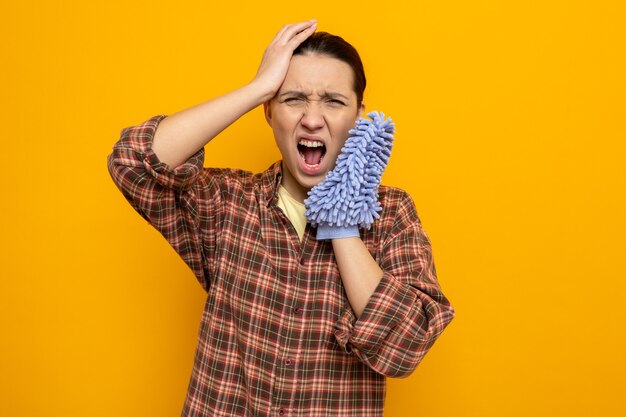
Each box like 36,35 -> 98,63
298,139 -> 324,148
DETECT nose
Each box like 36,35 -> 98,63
300,102 -> 325,130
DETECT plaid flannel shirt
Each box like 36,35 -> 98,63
107,115 -> 455,417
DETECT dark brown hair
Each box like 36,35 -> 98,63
293,32 -> 366,107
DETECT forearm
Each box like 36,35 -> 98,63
152,81 -> 272,168
331,237 -> 383,319
152,20 -> 318,168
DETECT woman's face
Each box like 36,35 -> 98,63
264,53 -> 365,203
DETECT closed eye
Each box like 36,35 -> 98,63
327,99 -> 346,105
283,96 -> 306,103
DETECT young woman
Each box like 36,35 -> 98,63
108,20 -> 454,417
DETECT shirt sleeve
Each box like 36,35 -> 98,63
106,114 -> 218,291
333,190 -> 455,378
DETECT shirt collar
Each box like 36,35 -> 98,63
261,160 -> 284,207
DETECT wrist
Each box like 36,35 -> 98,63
315,223 -> 359,241
245,79 -> 277,104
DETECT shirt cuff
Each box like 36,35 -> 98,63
142,145 -> 205,191
122,114 -> 206,191
333,271 -> 417,355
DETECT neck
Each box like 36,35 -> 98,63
280,162 -> 308,203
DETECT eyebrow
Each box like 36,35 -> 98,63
278,90 -> 350,100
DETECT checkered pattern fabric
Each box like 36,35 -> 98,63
107,115 -> 455,417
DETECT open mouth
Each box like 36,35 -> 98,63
297,139 -> 327,167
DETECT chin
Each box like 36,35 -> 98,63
297,175 -> 324,192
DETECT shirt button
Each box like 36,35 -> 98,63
278,408 -> 286,415
284,359 -> 292,366
299,257 -> 305,266
292,307 -> 301,315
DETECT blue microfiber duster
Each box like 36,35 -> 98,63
304,110 -> 395,240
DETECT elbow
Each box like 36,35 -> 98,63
106,152 -> 119,185
384,346 -> 428,379
361,346 -> 425,379
106,150 -> 117,169
382,362 -> 419,379
368,316 -> 455,379
106,151 -> 127,190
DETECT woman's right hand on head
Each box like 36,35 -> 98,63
149,21 -> 317,168
251,20 -> 317,101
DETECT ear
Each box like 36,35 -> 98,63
263,101 -> 272,126
357,101 -> 366,119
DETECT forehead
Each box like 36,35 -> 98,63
279,54 -> 355,96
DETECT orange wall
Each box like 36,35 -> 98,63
2,1 -> 625,416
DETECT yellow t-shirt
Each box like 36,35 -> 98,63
276,185 -> 307,240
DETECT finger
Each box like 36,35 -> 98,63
270,23 -> 293,46
264,22 -> 295,51
277,19 -> 317,45
288,21 -> 317,46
